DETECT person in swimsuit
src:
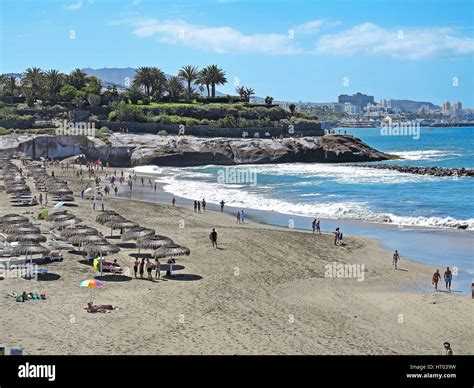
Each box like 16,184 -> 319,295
393,250 -> 400,270
312,219 -> 316,234
333,228 -> 340,246
316,220 -> 321,234
220,200 -> 225,212
139,258 -> 145,279
210,228 -> 218,248
444,342 -> 453,355
202,199 -> 206,212
444,267 -> 452,291
146,259 -> 153,280
432,269 -> 441,291
236,211 -> 241,224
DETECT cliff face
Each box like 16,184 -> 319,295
0,134 -> 391,167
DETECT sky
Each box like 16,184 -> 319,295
1,0 -> 473,106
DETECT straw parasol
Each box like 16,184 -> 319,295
82,242 -> 120,255
153,244 -> 190,258
136,235 -> 174,254
54,218 -> 82,228
104,220 -> 139,237
0,225 -> 41,234
68,234 -> 106,246
44,212 -> 74,222
48,187 -> 73,196
7,234 -> 47,243
12,243 -> 50,265
6,185 -> 30,194
95,212 -> 125,225
82,242 -> 120,275
0,214 -> 29,224
122,227 -> 155,242
60,226 -> 98,238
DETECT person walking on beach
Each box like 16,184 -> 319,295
146,258 -> 153,280
444,342 -> 454,355
236,211 -> 241,224
210,228 -> 218,248
315,219 -> 321,234
194,201 -> 197,212
155,258 -> 161,279
444,267 -> 453,291
202,199 -> 206,212
197,201 -> 201,213
172,196 -> 176,206
220,200 -> 225,212
139,258 -> 145,279
133,258 -> 139,278
393,250 -> 400,270
148,178 -> 152,188
154,182 -> 157,193
312,219 -> 316,233
432,269 -> 442,291
114,186 -> 118,196
240,210 -> 245,223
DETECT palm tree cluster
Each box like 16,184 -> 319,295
0,67 -> 102,107
235,86 -> 255,102
1,64 -> 249,106
131,64 -> 228,102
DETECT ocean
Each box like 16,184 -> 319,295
128,127 -> 474,292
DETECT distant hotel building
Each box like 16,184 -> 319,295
338,92 -> 374,109
443,101 -> 462,116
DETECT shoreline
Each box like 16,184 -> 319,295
118,169 -> 474,294
1,163 -> 473,355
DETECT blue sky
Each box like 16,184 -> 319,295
1,0 -> 473,106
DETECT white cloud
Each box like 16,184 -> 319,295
117,18 -> 474,59
314,22 -> 474,60
65,1 -> 83,10
293,19 -> 341,35
125,19 -> 302,54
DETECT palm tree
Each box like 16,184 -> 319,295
150,67 -> 167,100
44,70 -> 65,104
198,67 -> 212,98
235,86 -> 254,102
178,65 -> 199,100
133,67 -> 167,99
166,76 -> 185,100
22,67 -> 45,102
1,75 -> 18,104
67,68 -> 88,90
207,65 -> 227,98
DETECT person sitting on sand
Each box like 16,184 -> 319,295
432,269 -> 442,291
444,342 -> 453,355
146,259 -> 153,280
444,267 -> 452,291
393,250 -> 400,270
333,228 -> 341,246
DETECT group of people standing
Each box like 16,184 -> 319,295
194,199 -> 206,212
134,257 -> 161,281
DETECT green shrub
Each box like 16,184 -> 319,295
157,130 -> 168,136
108,111 -> 118,122
0,127 -> 9,135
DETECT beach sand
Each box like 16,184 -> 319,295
1,164 -> 472,355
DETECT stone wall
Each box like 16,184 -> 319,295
97,121 -> 323,138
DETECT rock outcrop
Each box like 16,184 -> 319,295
354,164 -> 474,177
0,133 -> 392,167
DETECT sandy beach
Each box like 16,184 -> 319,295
1,163 -> 473,355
